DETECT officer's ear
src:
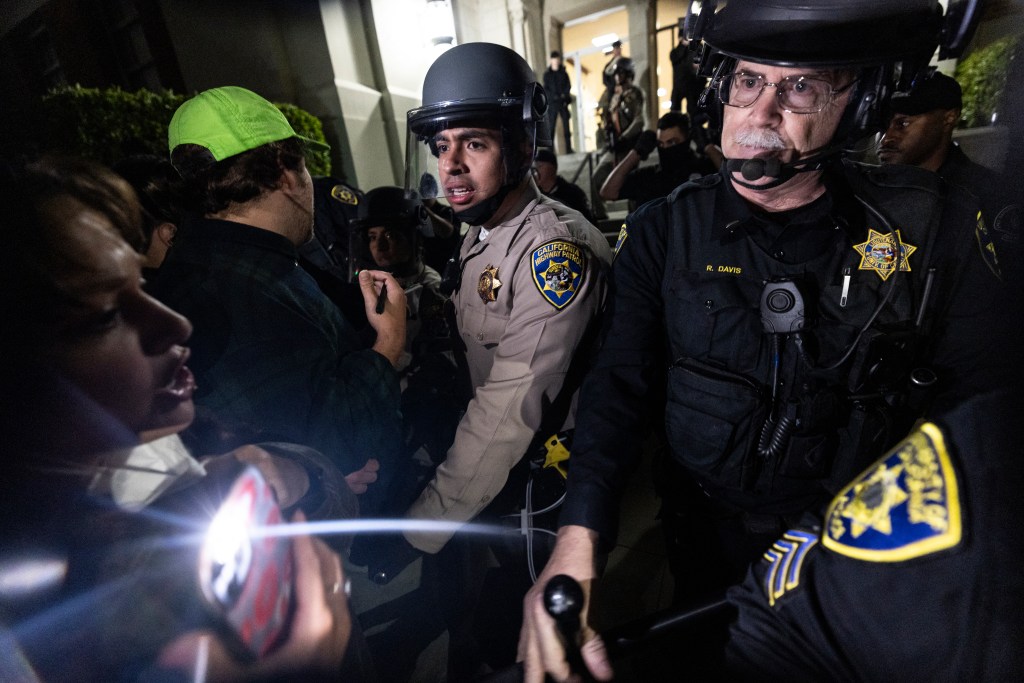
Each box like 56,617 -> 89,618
942,108 -> 960,134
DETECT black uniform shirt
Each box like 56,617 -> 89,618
560,164 -> 1016,546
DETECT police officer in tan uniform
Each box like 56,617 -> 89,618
360,41 -> 612,677
369,41 -> 611,568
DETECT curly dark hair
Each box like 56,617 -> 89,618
171,137 -> 306,215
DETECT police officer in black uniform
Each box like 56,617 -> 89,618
519,1 -> 1021,680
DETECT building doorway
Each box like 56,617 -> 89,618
561,6 -> 628,154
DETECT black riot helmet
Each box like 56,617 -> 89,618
685,0 -> 968,188
408,42 -> 549,144
406,42 -> 549,226
351,186 -> 431,276
355,186 -> 430,236
613,57 -> 636,82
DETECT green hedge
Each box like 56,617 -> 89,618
39,85 -> 332,175
956,35 -> 1019,129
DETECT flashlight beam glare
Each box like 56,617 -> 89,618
247,518 -> 510,540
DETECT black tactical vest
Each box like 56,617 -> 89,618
659,163 -> 975,514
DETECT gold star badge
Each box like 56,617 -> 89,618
478,265 -> 501,303
852,228 -> 917,281
330,184 -> 359,205
839,461 -> 908,538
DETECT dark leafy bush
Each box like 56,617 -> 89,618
40,85 -> 331,175
956,35 -> 1019,129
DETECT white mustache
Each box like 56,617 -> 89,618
734,129 -> 787,150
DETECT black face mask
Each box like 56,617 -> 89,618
657,143 -> 694,174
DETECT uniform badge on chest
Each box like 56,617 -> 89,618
478,265 -> 502,303
852,228 -> 918,281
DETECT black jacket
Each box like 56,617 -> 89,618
560,162 -> 1018,546
543,66 -> 572,107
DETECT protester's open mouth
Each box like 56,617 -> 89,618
158,347 -> 196,401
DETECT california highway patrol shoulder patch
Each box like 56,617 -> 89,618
330,184 -> 359,205
823,422 -> 961,562
852,228 -> 917,281
532,240 -> 585,309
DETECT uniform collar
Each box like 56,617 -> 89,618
713,169 -> 848,261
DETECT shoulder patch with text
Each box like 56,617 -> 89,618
852,228 -> 917,281
823,422 -> 961,562
532,240 -> 585,309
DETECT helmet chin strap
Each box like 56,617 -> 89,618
452,156 -> 531,227
724,145 -> 844,191
452,183 -> 515,226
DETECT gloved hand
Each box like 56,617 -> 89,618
633,129 -> 658,161
365,534 -> 422,585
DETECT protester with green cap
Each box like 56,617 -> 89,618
152,86 -> 408,514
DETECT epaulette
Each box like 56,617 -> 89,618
665,172 -> 720,202
843,159 -> 942,195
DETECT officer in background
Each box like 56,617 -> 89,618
544,51 -> 574,154
534,148 -> 594,222
598,40 -> 625,116
363,42 -> 612,678
878,71 -> 1021,273
300,176 -> 368,326
592,57 -> 646,220
519,1 -> 1019,680
351,186 -> 446,372
305,176 -> 364,282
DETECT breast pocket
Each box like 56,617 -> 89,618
460,305 -> 508,350
664,358 -> 766,490
664,272 -> 763,371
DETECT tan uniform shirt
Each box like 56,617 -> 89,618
405,181 -> 612,553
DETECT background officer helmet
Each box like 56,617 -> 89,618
689,0 -> 959,147
406,42 -> 549,225
352,185 -> 430,276
613,57 -> 636,83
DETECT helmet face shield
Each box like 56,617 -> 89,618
404,124 -> 442,217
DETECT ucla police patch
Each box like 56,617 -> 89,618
532,240 -> 585,309
823,422 -> 961,562
852,228 -> 917,281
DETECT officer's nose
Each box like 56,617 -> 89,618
442,147 -> 467,175
747,86 -> 784,125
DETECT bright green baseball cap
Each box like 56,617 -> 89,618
168,85 -> 329,162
